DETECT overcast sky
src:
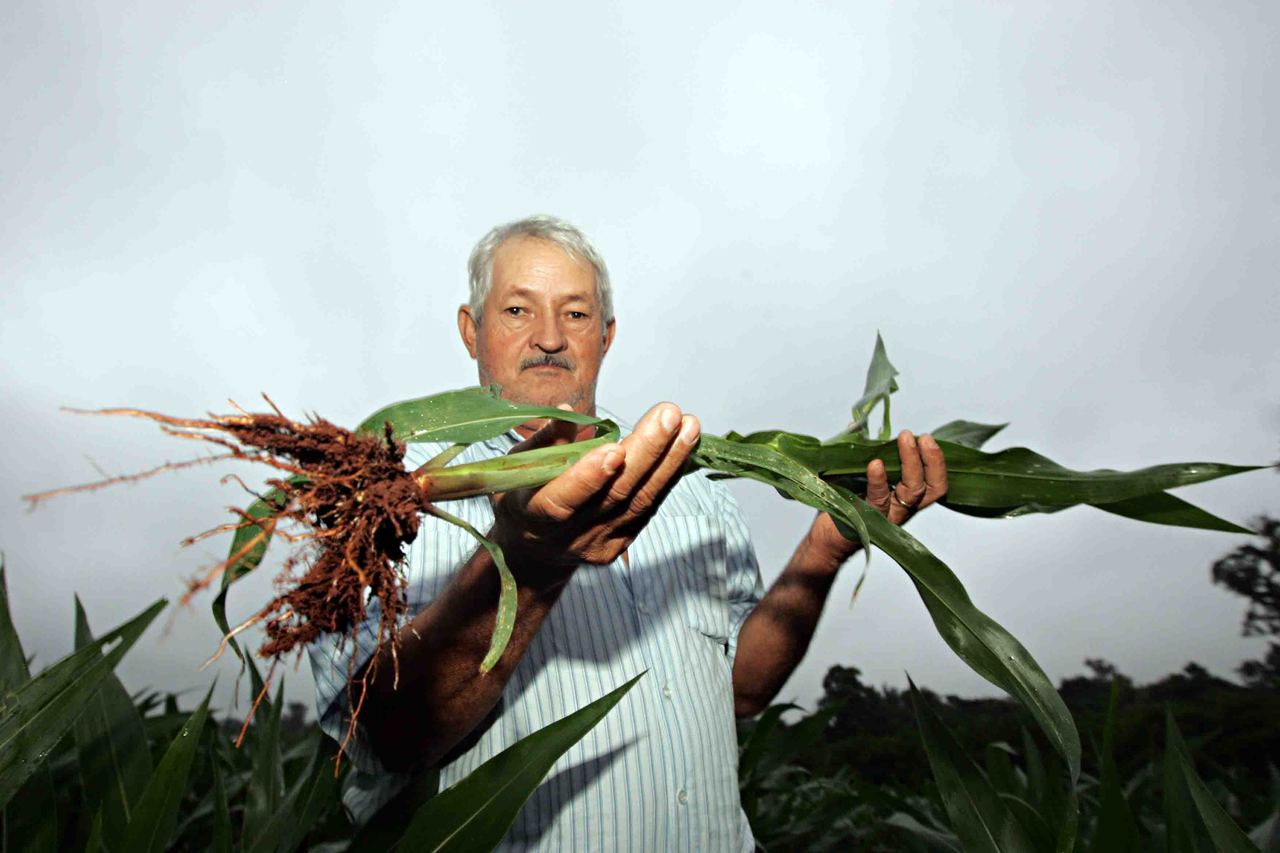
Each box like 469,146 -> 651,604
2,1 -> 1277,722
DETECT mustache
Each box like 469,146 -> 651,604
520,354 -> 574,371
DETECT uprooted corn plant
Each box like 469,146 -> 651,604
12,334 -> 1272,850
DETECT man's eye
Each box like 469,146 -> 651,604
505,307 -> 525,316
568,311 -> 588,320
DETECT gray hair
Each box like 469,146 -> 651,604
467,214 -> 614,330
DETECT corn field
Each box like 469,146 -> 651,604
2,559 -> 1276,851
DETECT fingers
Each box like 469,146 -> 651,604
870,431 -> 949,524
896,431 -> 926,505
865,458 -> 892,518
601,403 -> 692,514
619,412 -> 700,522
918,433 -> 948,509
521,442 -> 625,523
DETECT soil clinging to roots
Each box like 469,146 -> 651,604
221,410 -> 428,658
26,401 -> 432,697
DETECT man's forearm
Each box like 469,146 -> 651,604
731,518 -> 855,717
356,539 -> 572,772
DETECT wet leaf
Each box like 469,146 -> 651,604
392,673 -> 643,852
908,679 -> 1036,853
357,386 -> 607,444
73,597 -> 153,851
120,686 -> 213,853
0,562 -> 58,853
0,596 -> 165,810
212,478 -> 306,663
1090,682 -> 1142,852
1164,709 -> 1256,852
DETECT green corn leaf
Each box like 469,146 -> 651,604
930,420 -> 1008,449
0,562 -> 58,853
1090,682 -> 1142,853
211,755 -> 232,853
732,427 -> 1260,526
1091,491 -> 1254,534
852,497 -> 1080,786
693,434 -> 872,558
73,597 -> 154,852
850,776 -> 947,840
1018,727 -> 1047,814
213,477 -> 305,663
1019,724 -> 1076,851
1164,709 -> 1257,852
0,596 -> 165,810
426,505 -> 517,673
120,686 -> 213,853
943,490 -> 1251,533
422,442 -> 468,470
907,678 -> 1037,853
756,704 -> 841,772
737,702 -> 801,823
242,664 -> 285,844
422,432 -> 617,500
695,434 -> 1080,784
0,562 -> 32,692
392,672 -> 644,852
1000,793 -> 1057,852
738,703 -> 801,782
817,438 -> 1261,510
883,812 -> 963,850
925,418 -> 1248,531
348,766 -> 441,853
940,501 -> 1072,520
849,332 -> 900,440
357,386 -> 607,443
984,742 -> 1021,796
244,731 -> 343,853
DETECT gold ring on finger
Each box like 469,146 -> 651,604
891,487 -> 913,510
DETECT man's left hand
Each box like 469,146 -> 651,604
809,430 -> 948,558
865,430 -> 948,525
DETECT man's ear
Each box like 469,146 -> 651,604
602,319 -> 616,357
458,304 -> 479,359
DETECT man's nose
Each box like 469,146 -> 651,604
530,313 -> 567,352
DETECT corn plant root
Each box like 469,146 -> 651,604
25,401 -> 430,670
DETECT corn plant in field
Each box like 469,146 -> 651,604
737,682 -> 1277,852
0,563 -> 640,851
18,334 -> 1272,849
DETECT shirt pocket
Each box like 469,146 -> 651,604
643,513 -> 730,642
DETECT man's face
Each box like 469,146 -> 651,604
458,236 -> 616,414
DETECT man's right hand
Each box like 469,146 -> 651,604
491,402 -> 701,573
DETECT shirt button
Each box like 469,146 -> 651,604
662,685 -> 673,699
637,601 -> 649,615
677,789 -> 688,805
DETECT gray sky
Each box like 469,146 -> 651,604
2,1 -> 1277,720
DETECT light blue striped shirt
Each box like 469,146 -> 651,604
309,409 -> 764,851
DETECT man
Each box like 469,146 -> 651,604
309,215 -> 948,850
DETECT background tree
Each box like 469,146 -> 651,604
1211,515 -> 1280,688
